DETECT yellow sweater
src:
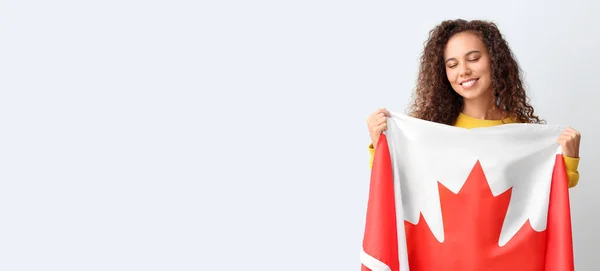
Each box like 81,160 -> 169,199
368,112 -> 580,188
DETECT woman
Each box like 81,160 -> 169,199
366,19 -> 581,187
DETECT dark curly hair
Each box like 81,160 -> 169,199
407,19 -> 544,125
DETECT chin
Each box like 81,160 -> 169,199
455,87 -> 492,101
459,91 -> 486,100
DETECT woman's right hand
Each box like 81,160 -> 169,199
366,108 -> 391,148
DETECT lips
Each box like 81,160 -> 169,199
460,78 -> 479,89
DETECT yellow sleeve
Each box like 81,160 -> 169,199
368,144 -> 375,169
563,156 -> 580,188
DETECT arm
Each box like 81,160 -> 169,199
558,127 -> 582,188
368,144 -> 375,169
563,156 -> 580,188
366,108 -> 391,169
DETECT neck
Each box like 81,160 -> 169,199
461,96 -> 502,120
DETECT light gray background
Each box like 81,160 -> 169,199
0,0 -> 598,270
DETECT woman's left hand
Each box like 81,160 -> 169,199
558,127 -> 581,158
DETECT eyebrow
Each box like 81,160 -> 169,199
445,50 -> 482,63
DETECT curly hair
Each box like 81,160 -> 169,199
407,19 -> 544,125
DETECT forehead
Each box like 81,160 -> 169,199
444,31 -> 488,58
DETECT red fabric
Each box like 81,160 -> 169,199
361,134 -> 399,271
361,134 -> 574,271
545,155 -> 574,271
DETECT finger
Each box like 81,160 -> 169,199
382,109 -> 391,117
375,115 -> 388,125
556,136 -> 573,146
371,123 -> 387,135
561,131 -> 578,140
368,109 -> 385,119
558,135 -> 573,141
375,108 -> 391,117
369,111 -> 386,121
568,130 -> 580,137
565,127 -> 581,135
375,123 -> 388,134
370,113 -> 388,125
367,112 -> 377,121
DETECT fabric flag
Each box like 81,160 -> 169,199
360,113 -> 574,271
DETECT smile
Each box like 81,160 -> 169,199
460,78 -> 479,88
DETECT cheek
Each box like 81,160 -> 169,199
476,61 -> 492,76
445,69 -> 457,84
475,62 -> 493,88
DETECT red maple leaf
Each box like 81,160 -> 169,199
404,160 -> 547,270
362,134 -> 573,271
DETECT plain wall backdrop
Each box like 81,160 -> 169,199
1,0 -> 598,270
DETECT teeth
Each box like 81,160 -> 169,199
462,79 -> 476,87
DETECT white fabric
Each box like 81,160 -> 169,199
383,113 -> 564,270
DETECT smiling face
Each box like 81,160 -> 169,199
444,31 -> 493,102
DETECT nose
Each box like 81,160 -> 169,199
459,63 -> 472,77
460,63 -> 471,77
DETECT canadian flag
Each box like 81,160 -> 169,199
360,113 -> 574,271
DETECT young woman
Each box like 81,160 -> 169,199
366,19 -> 581,187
